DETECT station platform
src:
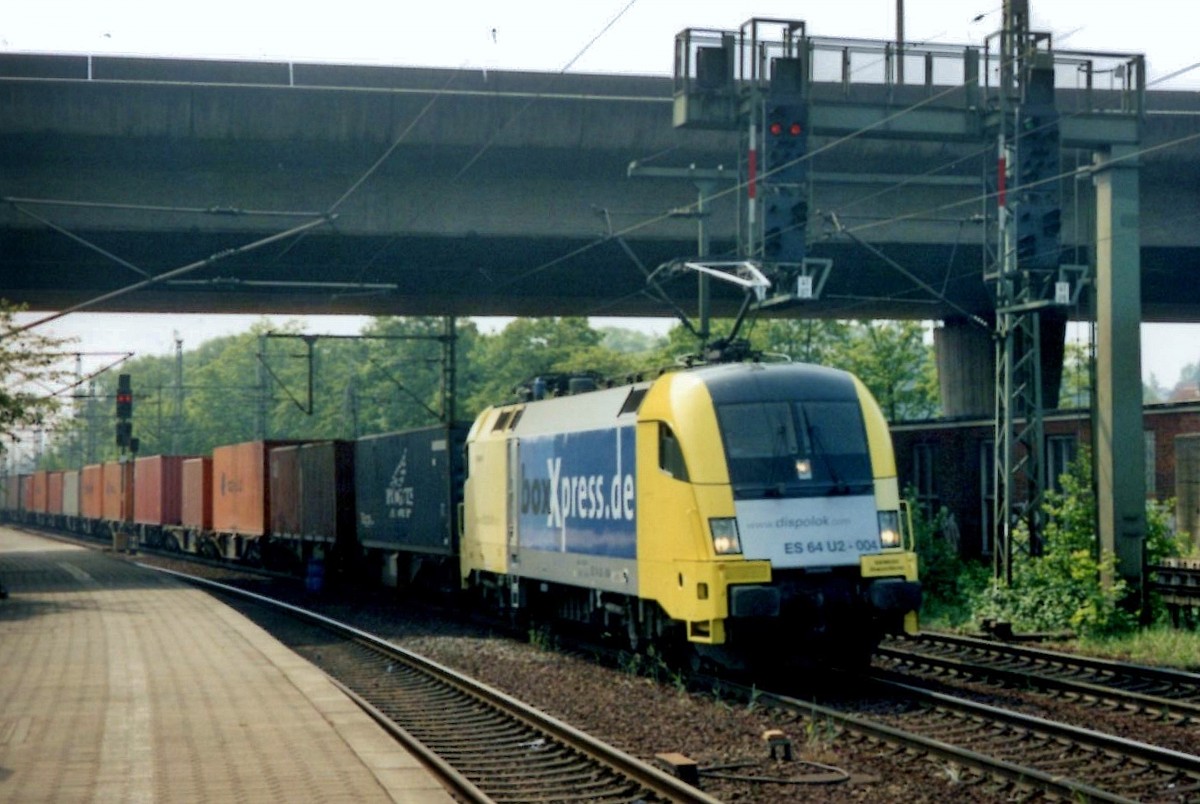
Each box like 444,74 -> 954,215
0,527 -> 455,803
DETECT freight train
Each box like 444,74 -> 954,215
2,361 -> 921,669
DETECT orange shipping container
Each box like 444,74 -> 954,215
181,457 -> 213,531
134,455 -> 186,526
80,464 -> 103,519
101,461 -> 133,523
32,470 -> 48,514
47,471 -> 64,515
212,441 -> 304,536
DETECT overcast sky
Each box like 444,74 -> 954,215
5,1 -> 1198,84
5,1 -> 1199,387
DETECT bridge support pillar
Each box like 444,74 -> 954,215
934,318 -> 994,418
1093,145 -> 1146,598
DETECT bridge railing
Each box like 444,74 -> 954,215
674,21 -> 1145,129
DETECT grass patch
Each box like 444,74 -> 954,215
1076,626 -> 1200,670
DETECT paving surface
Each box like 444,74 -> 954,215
0,527 -> 455,803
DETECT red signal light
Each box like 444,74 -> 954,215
789,122 -> 803,136
769,121 -> 783,136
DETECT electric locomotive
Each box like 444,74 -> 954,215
462,361 -> 920,669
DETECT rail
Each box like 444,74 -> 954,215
151,566 -> 724,804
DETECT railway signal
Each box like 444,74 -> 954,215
115,373 -> 133,449
763,65 -> 811,266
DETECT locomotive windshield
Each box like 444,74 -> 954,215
716,400 -> 873,498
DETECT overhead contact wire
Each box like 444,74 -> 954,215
0,216 -> 332,340
322,0 -> 639,314
450,0 -> 640,182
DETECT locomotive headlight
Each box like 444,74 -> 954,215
878,510 -> 902,549
709,518 -> 742,555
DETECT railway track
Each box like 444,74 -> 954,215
718,673 -> 1200,803
149,565 -> 721,804
878,631 -> 1200,720
859,676 -> 1200,802
44,529 -> 1200,800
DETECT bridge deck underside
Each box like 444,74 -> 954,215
4,228 -> 1198,321
2,55 -> 1199,323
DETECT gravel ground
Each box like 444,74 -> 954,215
310,595 -> 1001,804
130,551 -> 1198,802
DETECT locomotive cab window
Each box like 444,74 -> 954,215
659,423 -> 689,481
715,400 -> 872,498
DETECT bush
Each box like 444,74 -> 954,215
909,499 -> 990,627
969,448 -> 1138,637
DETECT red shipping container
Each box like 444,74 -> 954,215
134,455 -> 186,526
212,441 -> 304,536
47,471 -> 64,515
181,457 -> 213,531
80,465 -> 103,519
298,440 -> 356,544
32,470 -> 48,514
101,461 -> 133,523
269,445 -> 302,538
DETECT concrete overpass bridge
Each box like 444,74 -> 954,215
2,51 -> 1200,324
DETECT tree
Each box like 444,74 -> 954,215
647,316 -> 940,421
750,317 -> 851,365
749,318 -> 939,421
1059,341 -> 1092,408
350,317 -> 480,432
826,321 -> 939,421
0,302 -> 72,457
598,326 -> 665,355
462,318 -> 611,412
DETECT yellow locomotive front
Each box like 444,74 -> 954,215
634,361 -> 920,669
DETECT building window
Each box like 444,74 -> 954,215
911,443 -> 938,516
1046,435 -> 1077,493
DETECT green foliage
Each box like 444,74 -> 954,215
751,318 -> 851,365
1077,626 -> 1200,670
462,317 -> 605,411
598,326 -> 664,355
349,317 -> 477,435
1146,499 -> 1188,564
1059,341 -> 1092,408
908,497 -> 990,627
826,321 -> 939,421
528,625 -> 557,651
655,317 -> 940,421
970,448 -> 1137,637
0,301 -> 72,448
33,313 -> 942,468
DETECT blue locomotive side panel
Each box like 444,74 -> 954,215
517,426 -> 636,558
